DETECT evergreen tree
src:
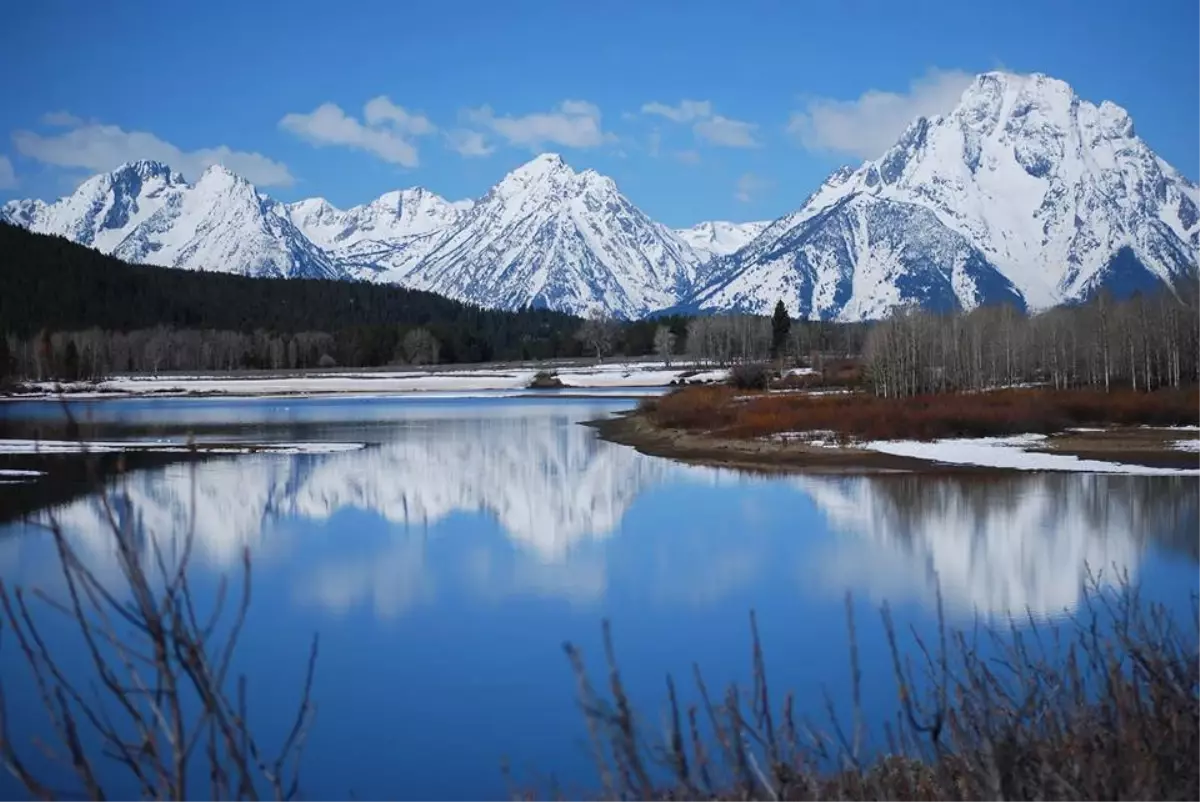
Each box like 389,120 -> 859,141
63,340 -> 80,381
771,300 -> 791,357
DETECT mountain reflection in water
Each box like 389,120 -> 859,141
3,399 -> 1194,623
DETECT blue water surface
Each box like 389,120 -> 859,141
0,396 -> 1195,799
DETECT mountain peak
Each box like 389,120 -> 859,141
685,70 -> 1197,320
197,163 -> 244,183
114,159 -> 177,180
675,220 -> 771,261
406,155 -> 703,318
290,196 -> 337,214
967,70 -> 1072,97
529,152 -> 566,167
488,153 -> 581,204
508,152 -> 573,180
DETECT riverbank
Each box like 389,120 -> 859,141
587,411 -> 943,474
590,386 -> 1200,474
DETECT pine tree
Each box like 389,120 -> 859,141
63,340 -> 80,382
771,300 -> 791,358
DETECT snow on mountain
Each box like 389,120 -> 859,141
284,188 -> 473,282
2,161 -> 342,279
5,74 -> 1194,320
1,154 -> 704,317
687,71 -> 1199,319
400,153 -> 705,318
687,194 -> 1026,319
1,198 -> 48,229
674,220 -> 769,261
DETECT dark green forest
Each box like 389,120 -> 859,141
0,223 -> 698,378
0,222 -> 586,363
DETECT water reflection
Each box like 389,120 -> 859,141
1,398 -> 1195,801
3,400 -> 1196,623
38,404 -> 663,562
801,474 -> 1198,618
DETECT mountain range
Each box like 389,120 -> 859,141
3,71 -> 1196,320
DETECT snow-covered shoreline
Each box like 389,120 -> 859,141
4,363 -> 729,401
864,434 -> 1200,476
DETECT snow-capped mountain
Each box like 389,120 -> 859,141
2,161 -> 342,279
2,154 -> 712,318
285,188 -> 474,282
4,73 -> 1194,321
674,220 -> 769,261
400,153 -> 705,318
686,71 -> 1199,319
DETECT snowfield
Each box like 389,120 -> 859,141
9,363 -> 729,400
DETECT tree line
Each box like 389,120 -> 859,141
681,312 -> 869,365
0,225 -> 698,380
862,278 -> 1200,397
3,221 -> 1196,393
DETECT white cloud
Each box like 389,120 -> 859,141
694,115 -> 760,148
674,149 -> 701,165
281,97 -> 434,168
734,172 -> 770,203
13,119 -> 294,187
445,129 -> 494,158
640,99 -> 759,148
464,100 -> 609,150
0,156 -> 16,189
41,111 -> 82,127
362,96 -> 436,136
641,99 -> 712,123
647,129 -> 661,158
788,68 -> 974,158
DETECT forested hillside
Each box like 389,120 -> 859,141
0,223 -> 588,373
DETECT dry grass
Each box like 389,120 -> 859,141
564,581 -> 1200,801
642,385 -> 1200,442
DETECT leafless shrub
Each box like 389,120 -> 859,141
0,432 -> 318,800
730,363 -> 774,391
564,578 -> 1199,800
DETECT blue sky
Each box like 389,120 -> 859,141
1,0 -> 1196,227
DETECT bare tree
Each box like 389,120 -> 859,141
653,325 -> 676,367
400,328 -> 441,366
577,310 -> 617,361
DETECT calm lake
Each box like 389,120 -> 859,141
0,395 -> 1197,799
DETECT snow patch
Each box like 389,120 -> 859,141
12,363 -> 720,399
0,468 -> 45,477
0,439 -> 365,455
865,434 -> 1199,475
